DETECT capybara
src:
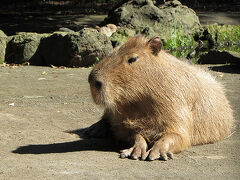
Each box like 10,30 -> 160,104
87,35 -> 234,161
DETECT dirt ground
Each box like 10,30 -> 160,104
0,64 -> 239,180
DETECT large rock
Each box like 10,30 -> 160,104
0,30 -> 7,64
38,28 -> 113,67
5,32 -> 44,64
102,0 -> 200,42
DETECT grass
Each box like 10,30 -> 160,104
164,23 -> 196,51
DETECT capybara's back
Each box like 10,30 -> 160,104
188,66 -> 233,145
88,36 -> 234,161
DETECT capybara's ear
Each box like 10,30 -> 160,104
147,36 -> 162,56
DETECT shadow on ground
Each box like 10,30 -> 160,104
0,13 -> 106,35
12,138 -> 117,155
12,127 -> 119,154
208,64 -> 240,74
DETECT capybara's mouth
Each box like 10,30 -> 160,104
89,71 -> 105,105
89,82 -> 106,106
90,85 -> 101,105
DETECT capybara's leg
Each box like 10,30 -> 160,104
146,133 -> 190,161
120,134 -> 148,160
83,118 -> 111,138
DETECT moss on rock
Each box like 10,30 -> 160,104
110,27 -> 136,47
194,24 -> 240,50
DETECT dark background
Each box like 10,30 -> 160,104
0,0 -> 239,35
1,0 -> 239,13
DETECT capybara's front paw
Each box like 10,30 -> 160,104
120,134 -> 148,160
120,143 -> 148,160
147,148 -> 174,161
144,133 -> 188,161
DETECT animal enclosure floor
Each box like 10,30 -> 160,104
0,64 -> 239,179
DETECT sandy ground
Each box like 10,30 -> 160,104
0,64 -> 239,179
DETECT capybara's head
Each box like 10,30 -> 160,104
88,36 -> 163,109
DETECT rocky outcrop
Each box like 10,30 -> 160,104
102,0 -> 200,42
3,28 -> 113,67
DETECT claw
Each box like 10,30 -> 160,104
119,147 -> 134,159
159,152 -> 173,161
148,149 -> 160,161
141,150 -> 150,161
167,152 -> 174,159
160,153 -> 168,161
120,153 -> 127,159
148,156 -> 157,161
131,155 -> 138,160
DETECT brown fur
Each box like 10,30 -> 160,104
88,36 -> 234,161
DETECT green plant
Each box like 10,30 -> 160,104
91,57 -> 101,67
95,57 -> 100,63
164,22 -> 196,51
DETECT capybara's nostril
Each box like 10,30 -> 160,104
95,80 -> 102,90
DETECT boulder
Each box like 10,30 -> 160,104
38,28 -> 113,67
198,50 -> 240,65
5,32 -> 44,64
102,0 -> 200,42
0,30 -> 7,64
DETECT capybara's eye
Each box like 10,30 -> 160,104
128,56 -> 139,64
